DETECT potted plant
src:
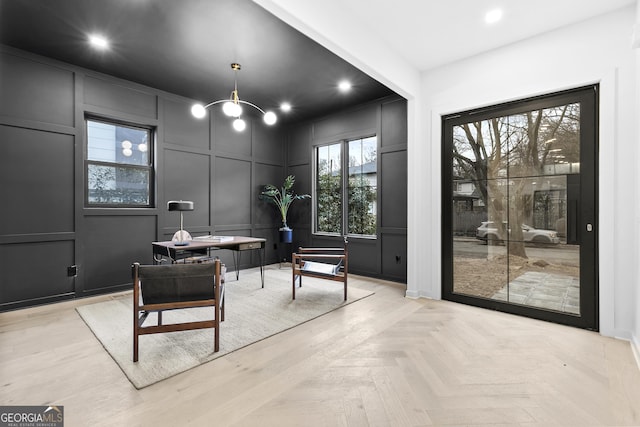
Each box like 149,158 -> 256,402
260,175 -> 310,243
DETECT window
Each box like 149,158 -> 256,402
85,118 -> 153,207
314,136 -> 377,237
315,142 -> 343,233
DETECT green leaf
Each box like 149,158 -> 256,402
259,174 -> 310,225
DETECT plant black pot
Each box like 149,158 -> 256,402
279,228 -> 293,243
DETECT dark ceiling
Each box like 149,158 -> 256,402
0,0 -> 396,124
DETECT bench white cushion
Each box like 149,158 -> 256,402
301,260 -> 340,276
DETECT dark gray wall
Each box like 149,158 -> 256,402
285,97 -> 408,282
0,46 -> 406,311
0,46 -> 285,311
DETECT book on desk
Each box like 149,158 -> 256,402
193,235 -> 234,243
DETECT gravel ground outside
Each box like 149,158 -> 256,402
453,253 -> 580,298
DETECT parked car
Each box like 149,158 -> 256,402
476,221 -> 560,245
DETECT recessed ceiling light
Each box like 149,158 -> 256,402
88,34 -> 110,50
280,102 -> 292,112
338,80 -> 352,93
485,8 -> 503,25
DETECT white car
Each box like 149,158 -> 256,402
476,221 -> 560,245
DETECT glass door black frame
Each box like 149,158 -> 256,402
441,85 -> 598,330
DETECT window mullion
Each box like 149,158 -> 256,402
342,140 -> 348,237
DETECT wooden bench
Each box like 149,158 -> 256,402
291,238 -> 348,300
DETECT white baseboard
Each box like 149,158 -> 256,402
404,289 -> 421,299
405,290 -> 436,299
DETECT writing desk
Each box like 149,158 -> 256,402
152,236 -> 266,287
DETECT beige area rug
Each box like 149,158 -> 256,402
76,265 -> 373,389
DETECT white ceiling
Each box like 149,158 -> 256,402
337,0 -> 636,71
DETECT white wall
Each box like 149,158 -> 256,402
417,6 -> 638,340
253,0 -> 424,306
255,1 -> 640,346
633,0 -> 640,364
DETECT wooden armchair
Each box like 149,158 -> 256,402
132,258 -> 224,362
292,238 -> 348,300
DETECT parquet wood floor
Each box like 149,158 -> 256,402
1,267 -> 639,426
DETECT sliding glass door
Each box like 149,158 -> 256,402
442,86 -> 597,329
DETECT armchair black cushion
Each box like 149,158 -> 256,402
132,259 -> 224,362
140,263 -> 216,304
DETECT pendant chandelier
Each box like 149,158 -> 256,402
191,63 -> 277,131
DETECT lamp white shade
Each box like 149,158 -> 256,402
263,111 -> 277,125
191,103 -> 207,118
233,118 -> 246,131
223,101 -> 242,118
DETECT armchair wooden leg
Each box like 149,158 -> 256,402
133,330 -> 139,362
214,316 -> 220,353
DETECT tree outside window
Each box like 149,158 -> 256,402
314,136 -> 377,237
315,143 -> 342,234
452,103 -> 580,257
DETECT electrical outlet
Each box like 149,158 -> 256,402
67,265 -> 78,277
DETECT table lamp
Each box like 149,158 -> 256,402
168,200 -> 194,246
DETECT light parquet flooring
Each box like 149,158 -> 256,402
1,266 -> 639,426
